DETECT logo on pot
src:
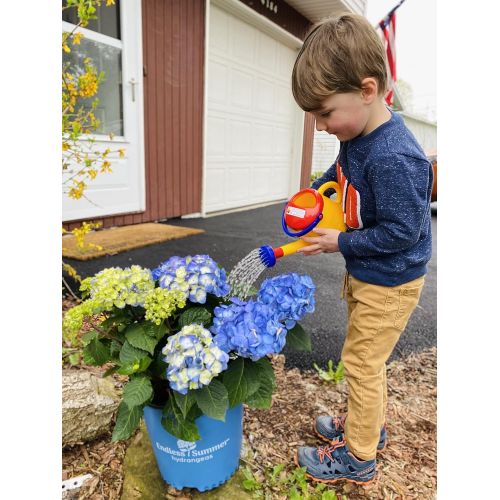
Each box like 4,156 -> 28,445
177,439 -> 196,452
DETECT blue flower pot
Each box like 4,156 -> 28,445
143,404 -> 243,492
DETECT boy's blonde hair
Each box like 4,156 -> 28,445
292,13 -> 389,112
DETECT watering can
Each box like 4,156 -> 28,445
259,181 -> 346,268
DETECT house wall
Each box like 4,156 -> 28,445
399,112 -> 437,154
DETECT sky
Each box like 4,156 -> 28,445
365,0 -> 436,121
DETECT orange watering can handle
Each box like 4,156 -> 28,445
317,181 -> 342,204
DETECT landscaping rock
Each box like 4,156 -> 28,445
62,369 -> 120,446
121,421 -> 254,499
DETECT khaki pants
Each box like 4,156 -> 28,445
341,273 -> 425,460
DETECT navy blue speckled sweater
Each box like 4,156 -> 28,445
311,111 -> 433,286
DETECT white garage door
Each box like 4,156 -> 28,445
205,3 -> 301,213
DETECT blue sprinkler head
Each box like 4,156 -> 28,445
259,245 -> 276,268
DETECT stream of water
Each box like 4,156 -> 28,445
227,248 -> 268,299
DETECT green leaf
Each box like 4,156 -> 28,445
286,323 -> 312,352
173,391 -> 196,419
81,330 -> 99,346
178,307 -> 212,328
125,324 -> 158,355
68,353 -> 81,366
116,356 -> 152,375
83,337 -> 111,366
119,341 -> 149,364
321,491 -> 338,500
161,398 -> 201,442
245,358 -> 276,409
254,357 -> 276,387
222,358 -> 261,407
123,377 -> 153,407
143,321 -> 167,340
193,379 -> 229,421
111,402 -> 143,441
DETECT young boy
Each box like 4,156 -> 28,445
292,13 -> 433,484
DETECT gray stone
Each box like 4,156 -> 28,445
121,421 -> 254,499
62,369 -> 120,446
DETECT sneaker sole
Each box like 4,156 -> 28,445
312,423 -> 386,454
293,451 -> 377,485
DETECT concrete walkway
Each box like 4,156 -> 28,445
65,202 -> 437,370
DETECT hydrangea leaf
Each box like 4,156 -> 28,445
285,323 -> 312,352
222,358 -> 261,407
116,356 -> 152,376
178,307 -> 212,328
173,391 -> 196,419
125,324 -> 158,355
245,374 -> 274,409
193,379 -> 229,421
81,330 -> 99,346
143,321 -> 167,340
123,377 -> 153,407
119,340 -> 150,364
245,358 -> 276,409
83,337 -> 111,366
112,402 -> 143,441
161,398 -> 201,442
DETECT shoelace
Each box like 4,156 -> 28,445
317,439 -> 345,464
332,415 -> 346,432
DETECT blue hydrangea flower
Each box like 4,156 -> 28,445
152,255 -> 230,304
258,273 -> 316,329
162,324 -> 229,394
211,298 -> 287,361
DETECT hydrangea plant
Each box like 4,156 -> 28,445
63,255 -> 315,442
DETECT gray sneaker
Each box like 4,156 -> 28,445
314,415 -> 387,452
295,440 -> 377,484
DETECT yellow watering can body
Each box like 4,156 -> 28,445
259,182 -> 347,267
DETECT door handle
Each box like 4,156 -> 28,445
129,78 -> 137,102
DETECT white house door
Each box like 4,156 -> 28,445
62,0 -> 145,222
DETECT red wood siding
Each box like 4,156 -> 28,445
65,0 -> 205,231
238,0 -> 311,40
300,113 -> 315,189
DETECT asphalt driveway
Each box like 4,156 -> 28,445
64,203 -> 437,371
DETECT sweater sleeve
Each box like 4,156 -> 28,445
338,154 -> 432,257
311,160 -> 338,190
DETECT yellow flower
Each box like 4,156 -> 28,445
106,0 -> 116,5
72,32 -> 83,45
62,142 -> 70,151
63,44 -> 71,53
118,148 -> 125,159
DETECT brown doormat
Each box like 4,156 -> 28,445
62,223 -> 204,261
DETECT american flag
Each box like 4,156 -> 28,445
378,0 -> 407,106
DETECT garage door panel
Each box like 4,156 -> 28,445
207,116 -> 226,156
210,6 -> 229,51
227,168 -> 251,201
252,124 -> 274,155
209,61 -> 228,103
229,120 -> 252,155
230,69 -> 253,109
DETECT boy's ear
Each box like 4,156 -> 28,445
360,78 -> 378,104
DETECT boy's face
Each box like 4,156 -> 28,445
312,92 -> 370,142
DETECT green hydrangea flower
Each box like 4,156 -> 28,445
144,288 -> 186,325
80,265 -> 155,310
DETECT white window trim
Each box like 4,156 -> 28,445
62,20 -> 123,49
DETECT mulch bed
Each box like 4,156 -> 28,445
62,296 -> 436,499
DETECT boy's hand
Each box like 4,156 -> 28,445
297,227 -> 341,256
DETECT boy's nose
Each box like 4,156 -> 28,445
315,120 -> 326,132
